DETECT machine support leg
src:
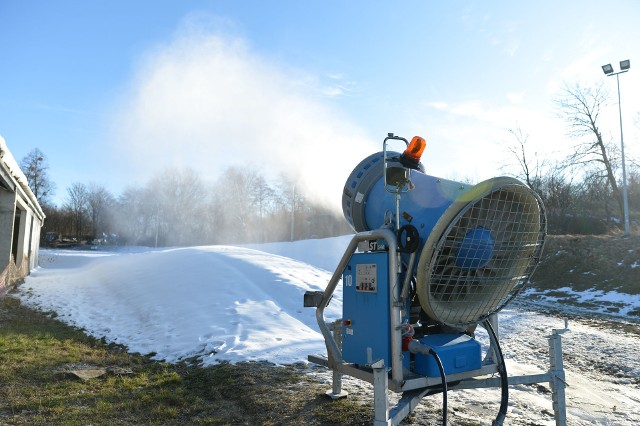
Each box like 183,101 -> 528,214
372,360 -> 391,426
548,332 -> 568,426
327,320 -> 348,399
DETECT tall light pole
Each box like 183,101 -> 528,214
602,59 -> 631,237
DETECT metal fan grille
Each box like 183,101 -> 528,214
419,181 -> 545,326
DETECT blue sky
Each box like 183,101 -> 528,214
1,1 -> 639,208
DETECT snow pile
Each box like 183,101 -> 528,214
20,245 -> 342,364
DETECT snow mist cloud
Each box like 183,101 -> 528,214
110,20 -> 375,210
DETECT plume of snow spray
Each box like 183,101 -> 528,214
110,18 -> 376,211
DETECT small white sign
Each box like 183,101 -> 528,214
356,263 -> 377,292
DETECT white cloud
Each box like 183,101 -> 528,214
504,39 -> 520,57
320,73 -> 358,98
506,92 -> 524,104
321,86 -> 345,97
424,101 -> 449,111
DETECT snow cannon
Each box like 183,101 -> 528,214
306,133 -> 570,426
341,136 -> 545,327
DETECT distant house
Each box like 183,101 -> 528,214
0,135 -> 45,295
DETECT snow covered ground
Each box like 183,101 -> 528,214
17,236 -> 640,425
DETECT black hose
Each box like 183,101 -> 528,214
483,319 -> 508,426
428,348 -> 447,426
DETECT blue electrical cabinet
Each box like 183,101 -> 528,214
342,252 -> 393,366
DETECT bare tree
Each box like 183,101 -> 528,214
557,82 -> 623,215
20,148 -> 56,206
539,165 -> 576,233
86,183 -> 114,239
577,174 -> 615,225
250,174 -> 276,242
504,126 -> 545,191
146,167 -> 208,246
65,182 -> 89,238
628,165 -> 640,213
215,167 -> 261,243
114,187 -> 155,245
276,174 -> 305,241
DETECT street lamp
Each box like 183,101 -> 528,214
602,59 -> 631,237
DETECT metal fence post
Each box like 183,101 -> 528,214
549,322 -> 569,426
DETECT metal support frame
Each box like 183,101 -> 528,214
372,360 -> 390,426
309,229 -> 569,425
311,324 -> 569,425
325,319 -> 348,399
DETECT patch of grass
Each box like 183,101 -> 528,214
629,308 -> 640,318
532,234 -> 640,294
0,296 -> 382,425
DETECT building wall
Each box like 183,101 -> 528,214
28,212 -> 42,271
0,189 -> 16,274
0,136 -> 45,294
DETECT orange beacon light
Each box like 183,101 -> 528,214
400,136 -> 426,169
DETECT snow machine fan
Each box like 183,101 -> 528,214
342,141 -> 546,327
415,177 -> 545,326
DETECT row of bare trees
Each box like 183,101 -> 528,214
505,82 -> 639,234
39,167 -> 350,246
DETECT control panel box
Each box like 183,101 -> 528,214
342,252 -> 391,366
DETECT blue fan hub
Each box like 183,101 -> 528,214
455,227 -> 494,269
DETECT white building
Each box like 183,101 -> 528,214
0,135 -> 45,295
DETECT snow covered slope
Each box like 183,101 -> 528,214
20,245 -> 342,364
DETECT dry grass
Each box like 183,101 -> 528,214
533,234 -> 640,294
0,296 -> 377,425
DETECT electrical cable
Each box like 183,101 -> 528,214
399,252 -> 417,302
428,348 -> 447,426
483,319 -> 508,426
